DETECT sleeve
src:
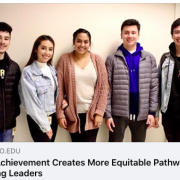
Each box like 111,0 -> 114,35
15,64 -> 21,117
104,55 -> 113,119
155,53 -> 167,117
19,70 -> 51,133
149,54 -> 159,114
94,56 -> 109,117
56,56 -> 65,120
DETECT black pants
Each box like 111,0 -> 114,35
69,113 -> 99,142
162,113 -> 180,142
109,116 -> 147,142
27,113 -> 58,142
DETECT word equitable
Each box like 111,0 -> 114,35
1,159 -> 180,167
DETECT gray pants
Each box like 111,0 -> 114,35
109,116 -> 147,142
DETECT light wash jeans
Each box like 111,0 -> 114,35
0,129 -> 14,142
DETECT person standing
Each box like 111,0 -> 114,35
0,22 -> 21,142
56,28 -> 109,142
157,18 -> 180,142
105,19 -> 158,142
19,35 -> 58,142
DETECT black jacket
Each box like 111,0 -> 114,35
0,52 -> 21,131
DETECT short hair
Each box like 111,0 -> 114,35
121,19 -> 140,32
25,35 -> 55,67
73,28 -> 91,45
0,22 -> 12,35
171,18 -> 180,35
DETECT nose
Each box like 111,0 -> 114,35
80,42 -> 85,46
44,50 -> 50,55
128,33 -> 133,38
0,38 -> 5,44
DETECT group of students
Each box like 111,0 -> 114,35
0,17 -> 180,142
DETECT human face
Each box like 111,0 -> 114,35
36,40 -> 54,63
121,25 -> 139,51
172,25 -> 180,48
0,31 -> 10,58
74,33 -> 90,55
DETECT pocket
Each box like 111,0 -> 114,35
64,106 -> 76,122
36,87 -> 47,109
37,87 -> 47,95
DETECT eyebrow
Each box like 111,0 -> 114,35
76,38 -> 89,41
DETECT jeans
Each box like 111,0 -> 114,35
0,128 -> 14,142
109,116 -> 147,142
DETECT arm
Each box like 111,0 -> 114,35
15,64 -> 21,117
94,57 -> 109,117
20,70 -> 51,133
56,56 -> 67,129
104,55 -> 116,131
148,55 -> 159,128
104,55 -> 113,119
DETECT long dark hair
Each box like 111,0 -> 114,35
73,28 -> 91,45
25,35 -> 55,67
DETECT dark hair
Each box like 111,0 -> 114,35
121,19 -> 140,32
171,18 -> 180,35
73,28 -> 91,45
25,35 -> 55,67
0,22 -> 13,35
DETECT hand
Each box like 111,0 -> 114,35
62,99 -> 68,110
105,118 -> 115,132
154,117 -> 160,128
46,129 -> 53,139
94,114 -> 103,127
58,118 -> 67,129
146,115 -> 155,129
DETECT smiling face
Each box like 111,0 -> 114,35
36,40 -> 54,63
121,25 -> 139,51
172,25 -> 180,48
0,31 -> 10,59
74,33 -> 91,55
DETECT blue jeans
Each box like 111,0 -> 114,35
0,129 -> 14,142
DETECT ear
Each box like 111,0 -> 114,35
120,33 -> 122,39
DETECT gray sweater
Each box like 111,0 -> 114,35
104,50 -> 158,121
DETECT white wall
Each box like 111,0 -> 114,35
1,3 -> 178,142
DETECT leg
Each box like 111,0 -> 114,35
83,128 -> 99,142
162,113 -> 175,142
173,121 -> 180,142
109,116 -> 129,142
0,129 -> 14,142
69,131 -> 82,142
50,113 -> 58,142
69,113 -> 86,142
27,114 -> 51,142
129,120 -> 147,142
79,113 -> 99,142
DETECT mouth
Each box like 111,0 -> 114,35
0,44 -> 7,49
42,55 -> 51,59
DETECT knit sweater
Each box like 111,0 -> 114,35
56,51 -> 109,133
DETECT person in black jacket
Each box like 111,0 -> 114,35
0,22 -> 21,142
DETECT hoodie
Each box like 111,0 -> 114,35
118,43 -> 143,118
